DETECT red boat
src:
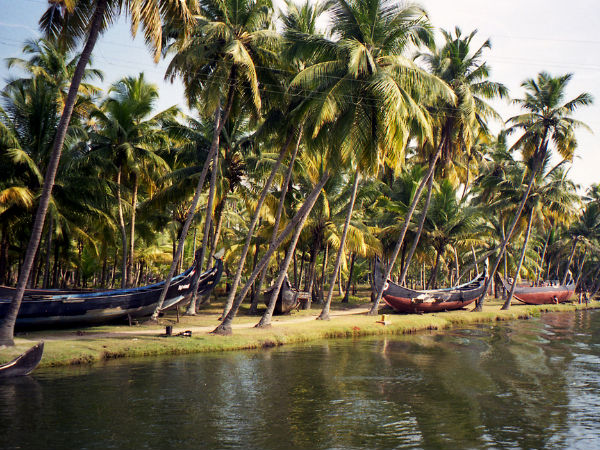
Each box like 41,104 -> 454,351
373,259 -> 487,313
499,277 -> 575,305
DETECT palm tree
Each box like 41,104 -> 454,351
474,72 -> 593,310
90,73 -> 174,287
160,0 -> 281,319
284,0 -> 449,320
0,0 -> 196,345
371,27 -> 506,314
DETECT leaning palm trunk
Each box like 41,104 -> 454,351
475,160 -> 541,311
250,130 -> 301,313
116,168 -> 128,288
186,148 -> 219,315
399,174 -> 434,285
561,237 -> 579,285
257,199 -> 314,328
151,100 -> 229,320
502,208 -> 534,310
220,132 -> 295,318
318,170 -> 360,320
369,139 -> 445,315
127,173 -> 138,286
535,230 -> 551,285
212,172 -> 330,335
0,0 -> 109,346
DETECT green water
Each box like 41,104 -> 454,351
2,310 -> 600,449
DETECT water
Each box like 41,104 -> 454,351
2,310 -> 600,449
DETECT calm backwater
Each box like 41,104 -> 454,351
2,310 -> 600,450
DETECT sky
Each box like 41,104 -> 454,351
1,0 -> 599,190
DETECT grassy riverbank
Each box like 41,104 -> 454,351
2,297 -> 599,368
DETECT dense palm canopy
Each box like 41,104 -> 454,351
0,0 -> 596,342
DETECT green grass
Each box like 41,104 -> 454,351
2,295 -> 598,369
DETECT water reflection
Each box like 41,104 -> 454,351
1,311 -> 599,449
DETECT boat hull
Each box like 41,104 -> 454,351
0,342 -> 44,378
264,276 -> 301,315
0,260 -> 222,328
499,277 -> 575,305
382,295 -> 478,313
373,259 -> 487,314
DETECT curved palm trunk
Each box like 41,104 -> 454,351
502,208 -> 534,310
151,98 -> 230,319
342,252 -> 356,303
475,161 -> 541,311
318,169 -> 360,320
561,237 -> 579,285
0,0 -> 109,346
127,173 -> 138,286
369,138 -> 444,315
535,230 -> 550,285
573,248 -> 587,292
212,172 -> 330,335
116,167 -> 128,289
257,208 -> 311,328
399,173 -> 434,285
250,130 -> 301,314
186,148 -> 220,315
220,132 -> 295,318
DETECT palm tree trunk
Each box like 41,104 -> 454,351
399,173 -> 434,285
212,172 -> 330,335
198,143 -> 219,272
477,178 -> 538,310
342,252 -> 356,303
208,194 -> 227,262
369,137 -> 445,315
127,173 -> 138,287
319,169 -> 360,320
251,130 -> 301,313
151,97 -> 229,320
257,220 -> 307,328
116,167 -> 128,289
0,0 -> 109,346
186,147 -> 220,315
535,229 -> 551,285
502,208 -> 534,310
43,216 -> 53,289
220,131 -> 296,318
574,248 -> 587,292
427,249 -> 442,289
561,237 -> 579,285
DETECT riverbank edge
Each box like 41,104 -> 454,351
5,301 -> 600,369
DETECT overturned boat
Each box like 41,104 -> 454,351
499,276 -> 575,305
0,259 -> 223,328
373,259 -> 487,313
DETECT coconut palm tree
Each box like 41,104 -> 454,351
89,73 -> 174,287
0,0 -> 196,345
371,27 -> 506,314
474,72 -> 593,311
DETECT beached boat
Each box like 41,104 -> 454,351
0,342 -> 44,378
264,275 -> 309,315
373,259 -> 487,313
0,259 -> 223,327
499,276 -> 575,305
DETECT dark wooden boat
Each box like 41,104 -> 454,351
499,276 -> 575,305
0,259 -> 223,328
373,259 -> 487,313
264,275 -> 308,315
0,342 -> 44,378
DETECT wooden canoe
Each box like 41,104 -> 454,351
0,259 -> 223,328
0,342 -> 44,378
373,259 -> 487,313
499,276 -> 575,305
